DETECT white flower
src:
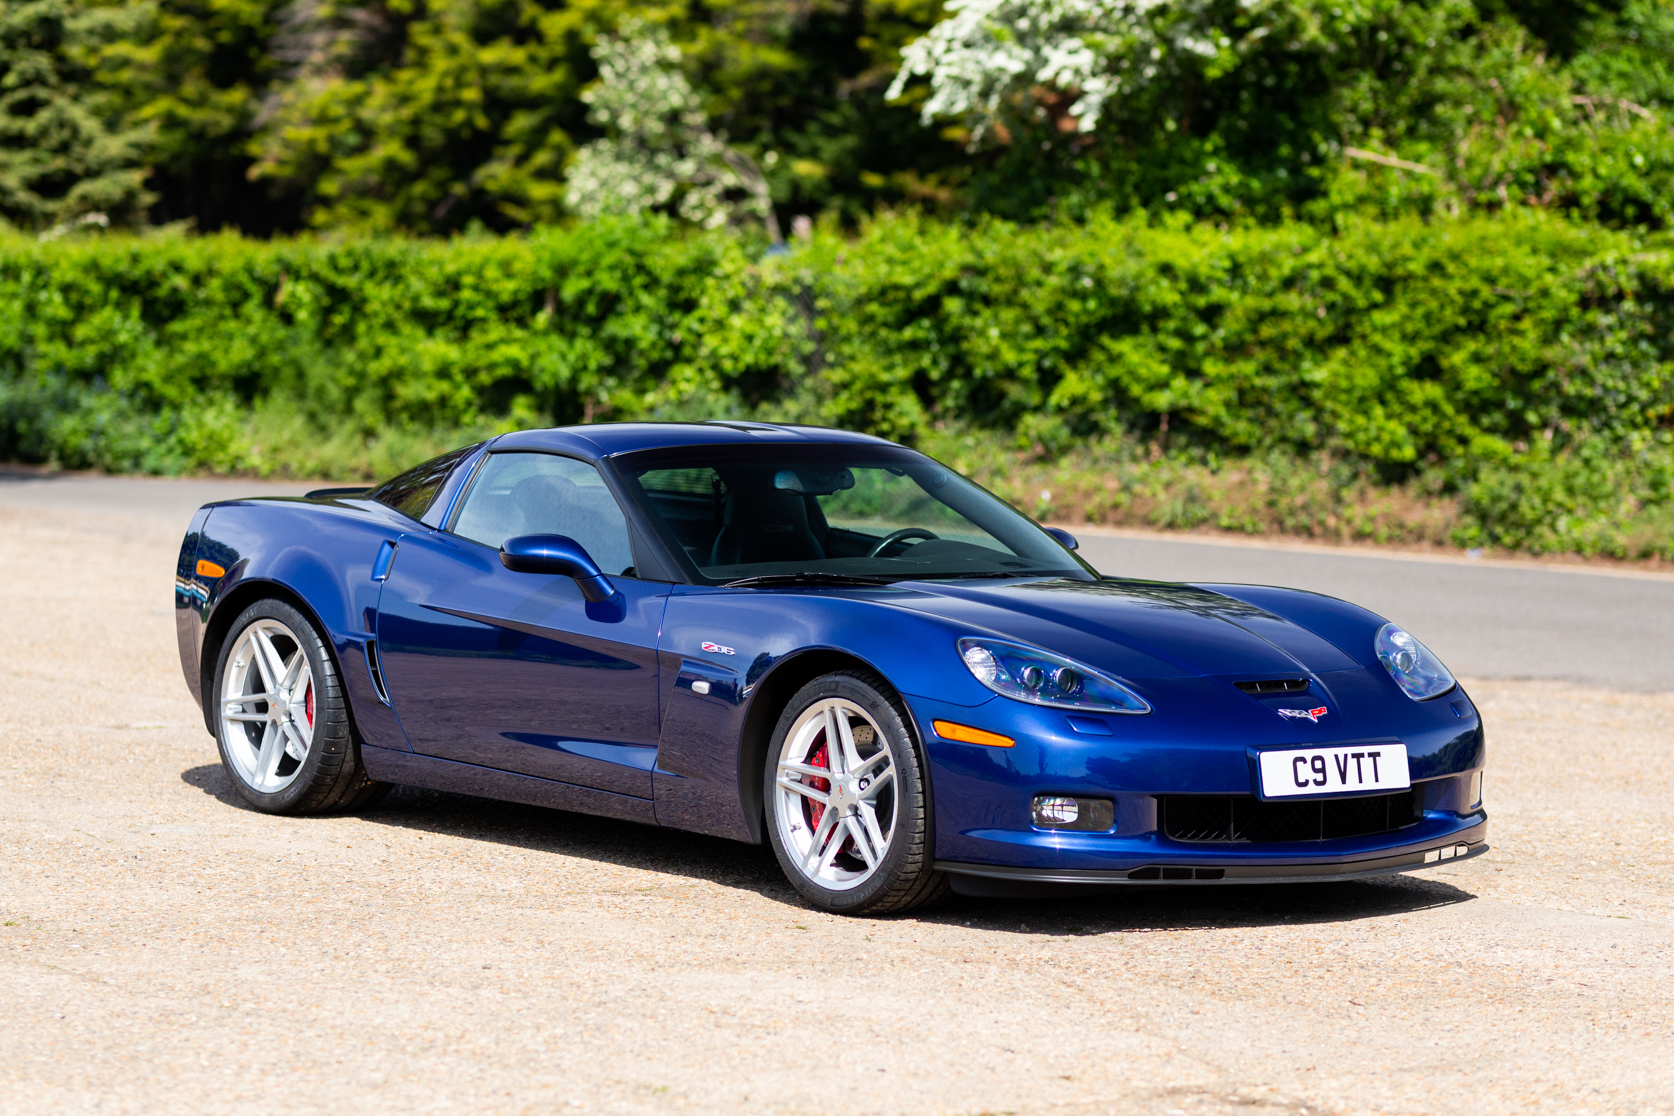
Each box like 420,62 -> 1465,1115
888,0 -> 1248,140
567,19 -> 777,236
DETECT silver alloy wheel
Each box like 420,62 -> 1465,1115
219,618 -> 316,795
772,697 -> 898,891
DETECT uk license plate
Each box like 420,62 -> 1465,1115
1258,743 -> 1411,798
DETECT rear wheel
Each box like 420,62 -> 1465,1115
764,670 -> 948,915
213,599 -> 388,815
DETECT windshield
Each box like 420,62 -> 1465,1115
617,446 -> 1093,584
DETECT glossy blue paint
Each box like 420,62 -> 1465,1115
373,529 -> 667,798
174,422 -> 1488,888
178,496 -> 412,750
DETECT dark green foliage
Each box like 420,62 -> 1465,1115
0,0 -> 153,230
7,0 -> 1671,232
948,0 -> 1674,229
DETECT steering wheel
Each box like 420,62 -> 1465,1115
868,528 -> 940,558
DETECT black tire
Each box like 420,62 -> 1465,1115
211,598 -> 388,815
763,669 -> 950,916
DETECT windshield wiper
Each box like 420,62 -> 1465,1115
721,572 -> 898,589
896,570 -> 1051,581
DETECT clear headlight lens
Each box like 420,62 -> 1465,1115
1375,622 -> 1455,701
957,638 -> 1150,714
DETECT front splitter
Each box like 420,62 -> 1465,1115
936,833 -> 1488,896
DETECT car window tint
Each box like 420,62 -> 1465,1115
816,467 -> 1006,553
452,453 -> 635,576
630,453 -> 1083,582
367,444 -> 478,520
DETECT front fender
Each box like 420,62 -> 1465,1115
650,587 -> 993,842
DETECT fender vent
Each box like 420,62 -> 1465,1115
1234,678 -> 1310,694
365,640 -> 391,705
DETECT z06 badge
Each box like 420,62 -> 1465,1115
701,641 -> 736,656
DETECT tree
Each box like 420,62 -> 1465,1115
0,0 -> 153,231
566,18 -> 780,239
247,0 -> 602,233
886,0 -> 1674,227
88,0 -> 298,234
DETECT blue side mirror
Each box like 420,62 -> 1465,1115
1044,526 -> 1080,551
500,534 -> 616,602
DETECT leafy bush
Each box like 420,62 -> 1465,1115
2,211 -> 1671,558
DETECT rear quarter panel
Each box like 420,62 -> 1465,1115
180,498 -> 412,751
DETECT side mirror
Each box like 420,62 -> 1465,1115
1044,526 -> 1080,552
500,534 -> 616,602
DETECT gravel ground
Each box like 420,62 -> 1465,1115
1,488 -> 1671,1116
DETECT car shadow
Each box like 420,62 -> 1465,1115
180,763 -> 1478,931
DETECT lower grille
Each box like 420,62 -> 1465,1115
1160,788 -> 1423,843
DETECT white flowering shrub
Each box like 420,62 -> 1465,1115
567,20 -> 778,237
888,0 -> 1241,140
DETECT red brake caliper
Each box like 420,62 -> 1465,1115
304,681 -> 314,729
805,743 -> 830,830
803,738 -> 856,861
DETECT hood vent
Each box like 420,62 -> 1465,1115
1234,678 -> 1309,695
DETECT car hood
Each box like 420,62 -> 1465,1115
888,577 -> 1365,680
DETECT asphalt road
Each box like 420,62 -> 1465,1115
2,469 -> 1668,692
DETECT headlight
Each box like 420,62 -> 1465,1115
1375,623 -> 1455,701
957,638 -> 1150,714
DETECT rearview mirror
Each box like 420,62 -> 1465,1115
774,467 -> 855,495
500,534 -> 617,602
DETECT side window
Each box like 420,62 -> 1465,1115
451,453 -> 636,576
367,443 -> 479,520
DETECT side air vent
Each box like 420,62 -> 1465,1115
365,640 -> 391,705
1234,678 -> 1310,694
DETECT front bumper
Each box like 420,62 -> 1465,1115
905,689 -> 1487,873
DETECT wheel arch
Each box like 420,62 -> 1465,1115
737,648 -> 928,845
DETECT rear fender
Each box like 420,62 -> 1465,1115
188,501 -> 410,750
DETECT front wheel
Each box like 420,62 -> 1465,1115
764,670 -> 948,915
212,598 -> 387,815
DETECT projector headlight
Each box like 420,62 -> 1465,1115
958,638 -> 1150,714
1375,622 -> 1456,701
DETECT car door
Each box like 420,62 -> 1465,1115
374,451 -> 669,798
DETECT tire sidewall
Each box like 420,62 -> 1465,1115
212,598 -> 341,814
764,672 -> 930,914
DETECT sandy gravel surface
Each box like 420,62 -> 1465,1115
1,488 -> 1671,1116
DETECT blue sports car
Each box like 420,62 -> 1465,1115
175,422 -> 1486,914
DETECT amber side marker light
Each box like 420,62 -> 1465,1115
933,720 -> 1015,748
195,559 -> 226,578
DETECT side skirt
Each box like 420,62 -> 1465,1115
362,746 -> 659,827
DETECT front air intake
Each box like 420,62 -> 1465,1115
1160,788 -> 1424,843
1234,678 -> 1310,694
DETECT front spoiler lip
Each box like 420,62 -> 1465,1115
935,825 -> 1489,886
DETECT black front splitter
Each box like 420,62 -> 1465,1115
936,831 -> 1488,897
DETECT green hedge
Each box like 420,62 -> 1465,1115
3,213 -> 1672,555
